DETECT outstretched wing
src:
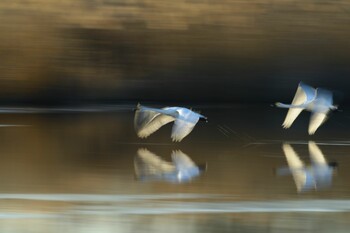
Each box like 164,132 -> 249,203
171,150 -> 196,171
134,148 -> 175,178
282,82 -> 316,128
171,119 -> 197,142
282,144 -> 307,192
308,112 -> 327,135
298,82 -> 317,104
170,108 -> 201,142
317,88 -> 333,105
308,141 -> 327,165
282,144 -> 305,170
134,106 -> 175,138
313,88 -> 334,112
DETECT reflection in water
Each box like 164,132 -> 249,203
134,104 -> 207,142
275,82 -> 337,135
0,109 -> 348,232
134,148 -> 206,183
278,141 -> 338,193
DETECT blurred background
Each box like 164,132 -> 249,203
1,1 -> 350,232
1,0 -> 350,105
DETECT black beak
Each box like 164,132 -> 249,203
198,163 -> 207,172
200,117 -> 208,122
328,161 -> 339,168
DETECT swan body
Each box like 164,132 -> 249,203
275,82 -> 337,135
134,103 -> 207,142
134,148 -> 206,183
277,142 -> 337,192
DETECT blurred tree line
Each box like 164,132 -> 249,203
1,0 -> 350,105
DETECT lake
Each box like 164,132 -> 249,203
0,104 -> 349,232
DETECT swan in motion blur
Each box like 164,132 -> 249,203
134,148 -> 206,183
134,103 -> 207,142
277,142 -> 338,192
275,82 -> 337,134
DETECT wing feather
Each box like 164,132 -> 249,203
171,150 -> 196,170
298,82 -> 317,103
134,107 -> 175,138
134,149 -> 175,178
170,109 -> 201,142
171,118 -> 198,142
313,88 -> 333,112
282,144 -> 307,192
282,82 -> 316,128
308,113 -> 327,135
308,141 -> 327,165
282,144 -> 305,169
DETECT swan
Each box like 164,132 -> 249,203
134,148 -> 206,183
134,103 -> 208,142
275,82 -> 337,134
277,142 -> 337,192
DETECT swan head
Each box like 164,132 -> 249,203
199,116 -> 208,123
275,102 -> 282,107
197,163 -> 207,172
327,161 -> 338,168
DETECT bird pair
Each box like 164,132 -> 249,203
134,82 -> 337,141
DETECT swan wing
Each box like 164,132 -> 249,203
314,88 -> 333,111
282,144 -> 305,169
282,144 -> 307,192
171,150 -> 196,171
298,82 -> 317,104
170,108 -> 201,142
134,148 -> 175,178
134,106 -> 176,138
308,112 -> 327,135
282,108 -> 303,129
308,141 -> 327,165
282,82 -> 316,128
171,118 -> 198,142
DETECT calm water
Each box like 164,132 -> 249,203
0,104 -> 349,232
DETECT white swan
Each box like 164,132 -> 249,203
277,142 -> 337,192
134,103 -> 207,142
275,82 -> 337,135
134,148 -> 206,183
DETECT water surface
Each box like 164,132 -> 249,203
0,105 -> 349,232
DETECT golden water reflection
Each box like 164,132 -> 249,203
0,107 -> 348,232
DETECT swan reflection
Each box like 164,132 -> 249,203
134,148 -> 206,183
277,141 -> 338,192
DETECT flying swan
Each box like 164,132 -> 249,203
134,103 -> 207,142
275,82 -> 337,134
